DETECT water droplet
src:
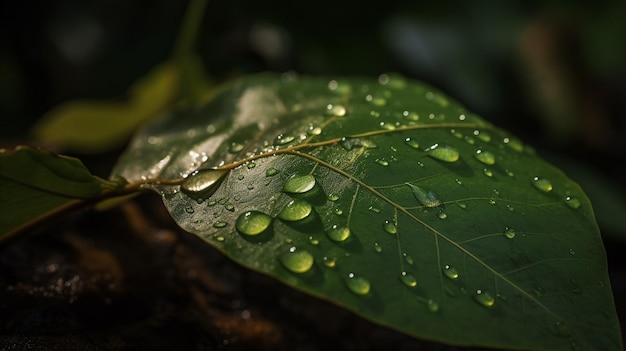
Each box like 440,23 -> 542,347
181,169 -> 228,200
328,194 -> 340,201
404,137 -> 420,149
506,204 -> 515,212
185,206 -> 195,214
236,211 -> 272,236
437,210 -> 448,220
345,273 -> 371,295
474,130 -> 491,142
278,199 -> 312,222
503,137 -> 524,152
322,256 -> 336,268
406,183 -> 442,207
488,199 -> 496,205
266,168 -> 279,177
334,208 -> 343,216
326,104 -> 347,117
225,203 -> 235,212
238,174 -> 245,180
373,242 -> 382,253
503,227 -> 516,239
275,134 -> 295,145
340,137 -> 376,150
307,125 -> 323,135
425,144 -> 459,162
403,253 -> 414,265
457,202 -> 467,209
483,168 -> 494,177
569,248 -> 576,255
426,299 -> 439,312
378,121 -> 396,131
280,247 -> 314,273
464,136 -> 475,144
365,94 -> 387,106
564,196 -> 581,209
383,220 -> 397,234
455,178 -> 462,185
328,80 -> 351,94
474,290 -> 495,307
443,265 -> 459,280
400,272 -> 417,287
213,221 -> 228,228
368,206 -> 380,213
505,169 -> 515,177
474,149 -> 496,165
246,162 -> 256,169
532,177 -> 553,192
326,225 -> 350,242
375,158 -> 389,166
283,174 -> 316,194
309,236 -> 319,245
229,142 -> 244,153
216,235 -> 225,242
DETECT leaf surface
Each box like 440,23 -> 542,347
112,74 -> 621,350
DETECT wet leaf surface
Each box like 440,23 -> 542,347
112,74 -> 621,350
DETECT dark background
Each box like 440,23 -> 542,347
1,0 -> 625,349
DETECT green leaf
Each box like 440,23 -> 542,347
0,146 -> 121,239
112,73 -> 622,350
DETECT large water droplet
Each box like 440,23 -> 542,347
400,272 -> 417,287
503,226 -> 516,239
236,211 -> 272,236
474,149 -> 496,165
278,199 -> 312,222
326,225 -> 350,242
181,169 -> 228,200
406,183 -> 442,207
345,273 -> 371,295
425,144 -> 459,162
280,247 -> 314,273
532,177 -> 553,192
474,290 -> 495,307
443,265 -> 459,279
383,220 -> 397,234
564,196 -> 581,209
283,174 -> 316,194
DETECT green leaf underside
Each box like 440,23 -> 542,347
112,74 -> 621,350
0,147 -> 118,238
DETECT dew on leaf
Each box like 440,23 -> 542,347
216,235 -> 225,242
266,168 -> 279,177
373,242 -> 382,253
474,130 -> 491,142
236,211 -> 272,236
437,210 -> 448,220
474,149 -> 496,165
275,134 -> 295,145
334,208 -> 343,216
375,159 -> 389,166
400,272 -> 418,287
426,299 -> 439,312
229,142 -> 244,153
405,183 -> 442,207
474,290 -> 495,307
383,220 -> 397,234
532,176 -> 553,192
503,226 -> 516,239
405,137 -> 420,149
326,225 -> 350,242
483,168 -> 494,177
326,104 -> 347,117
443,265 -> 459,280
246,162 -> 256,169
328,193 -> 340,201
283,174 -> 316,194
181,169 -> 228,200
322,256 -> 336,268
225,203 -> 235,212
503,137 -> 524,152
185,206 -> 194,214
278,199 -> 313,222
213,221 -> 228,228
280,247 -> 314,273
368,206 -> 380,213
565,196 -> 581,209
425,144 -> 459,162
403,253 -> 414,265
307,125 -> 322,135
346,273 -> 371,295
378,121 -> 396,131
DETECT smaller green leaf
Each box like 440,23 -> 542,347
0,147 -> 123,239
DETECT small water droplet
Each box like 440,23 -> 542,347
378,121 -> 395,131
443,265 -> 459,280
309,236 -> 319,245
457,202 -> 467,209
488,199 -> 496,205
322,256 -> 336,268
334,208 -> 343,216
328,80 -> 351,94
532,177 -> 553,192
503,137 -> 524,152
238,174 -> 245,180
246,162 -> 256,169
181,169 -> 228,200
474,130 -> 491,142
365,94 -> 387,106
506,204 -> 515,212
229,142 -> 244,153
236,211 -> 272,236
425,144 -> 459,162
213,221 -> 228,228
503,227 -> 516,239
307,125 -> 323,135
275,134 -> 295,145
326,225 -> 350,242
505,169 -> 515,177
185,206 -> 195,214
405,137 -> 420,149
280,247 -> 314,273
373,242 -> 382,253
368,206 -> 380,213
225,203 -> 235,212
216,235 -> 225,242
383,220 -> 397,234
483,168 -> 494,177
328,194 -> 340,201
278,199 -> 313,222
455,178 -> 462,185
345,273 -> 371,295
569,248 -> 576,255
406,183 -> 442,207
437,210 -> 448,220
327,104 -> 347,117
403,253 -> 414,265
564,196 -> 581,209
266,168 -> 279,177
464,136 -> 475,144
474,149 -> 496,165
426,299 -> 439,312
474,290 -> 495,307
283,174 -> 316,194
375,158 -> 389,166
340,137 -> 376,151
400,272 -> 417,287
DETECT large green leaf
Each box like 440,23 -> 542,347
112,73 -> 621,350
0,147 -> 121,239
